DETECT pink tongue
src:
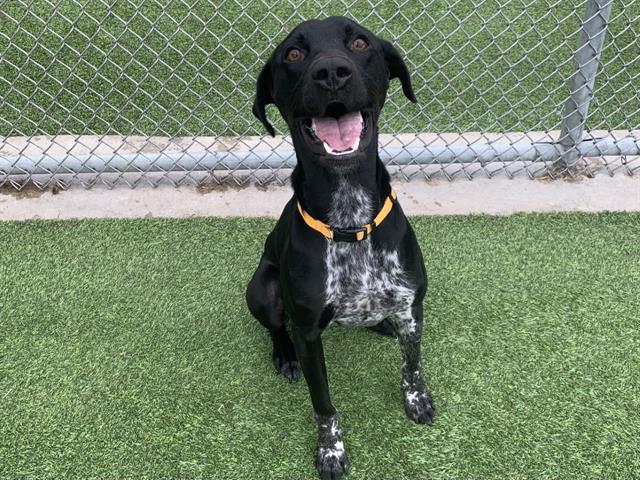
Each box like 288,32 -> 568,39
313,111 -> 363,152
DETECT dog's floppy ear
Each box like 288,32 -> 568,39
252,59 -> 276,137
381,39 -> 417,103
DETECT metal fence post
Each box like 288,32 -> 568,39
556,0 -> 614,171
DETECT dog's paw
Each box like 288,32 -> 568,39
404,389 -> 435,425
271,346 -> 300,382
316,443 -> 349,480
315,413 -> 349,479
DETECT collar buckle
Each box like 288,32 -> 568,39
331,226 -> 368,243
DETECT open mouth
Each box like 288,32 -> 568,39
300,103 -> 370,157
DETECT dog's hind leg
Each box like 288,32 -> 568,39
391,303 -> 436,425
366,318 -> 396,337
246,255 -> 300,382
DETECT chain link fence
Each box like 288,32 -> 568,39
0,0 -> 638,190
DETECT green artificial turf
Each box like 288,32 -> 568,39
1,212 -> 639,478
1,1 -> 638,138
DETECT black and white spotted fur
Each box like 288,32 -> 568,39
245,16 -> 435,480
325,179 -> 416,331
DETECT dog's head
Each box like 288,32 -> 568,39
253,16 -> 416,173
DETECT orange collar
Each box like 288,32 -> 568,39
296,190 -> 397,242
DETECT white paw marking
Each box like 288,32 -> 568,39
405,390 -> 423,405
318,416 -> 346,462
319,440 -> 345,460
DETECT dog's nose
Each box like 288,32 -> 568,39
311,57 -> 353,92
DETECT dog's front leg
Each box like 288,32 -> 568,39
292,327 -> 349,480
393,303 -> 436,425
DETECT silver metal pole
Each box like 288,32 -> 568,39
2,135 -> 638,175
557,0 -> 614,170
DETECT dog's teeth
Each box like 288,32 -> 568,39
352,137 -> 360,151
323,142 -> 354,156
323,142 -> 337,154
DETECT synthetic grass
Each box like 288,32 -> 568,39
1,1 -> 638,137
1,213 -> 639,478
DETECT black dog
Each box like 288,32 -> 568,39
246,16 -> 435,479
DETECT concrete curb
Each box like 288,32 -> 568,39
1,175 -> 638,221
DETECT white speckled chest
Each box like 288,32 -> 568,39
324,180 -> 414,327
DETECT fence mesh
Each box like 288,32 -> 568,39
0,0 -> 638,189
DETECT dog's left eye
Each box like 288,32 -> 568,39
352,38 -> 369,52
286,48 -> 304,62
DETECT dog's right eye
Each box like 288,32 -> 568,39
352,37 -> 369,52
286,48 -> 304,63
